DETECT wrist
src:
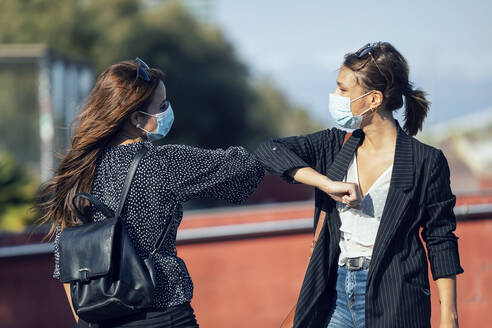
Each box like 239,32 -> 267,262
440,299 -> 457,310
440,304 -> 458,318
317,176 -> 334,192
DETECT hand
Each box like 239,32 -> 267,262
440,306 -> 459,328
320,180 -> 361,208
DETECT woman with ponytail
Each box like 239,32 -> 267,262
38,58 -> 265,327
256,42 -> 463,328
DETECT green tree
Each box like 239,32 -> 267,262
249,78 -> 323,146
0,0 -> 319,150
120,3 -> 256,148
0,0 -> 322,215
0,150 -> 39,231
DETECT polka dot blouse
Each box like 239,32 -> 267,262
52,140 -> 265,309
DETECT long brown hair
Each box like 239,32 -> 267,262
343,42 -> 430,136
37,60 -> 164,238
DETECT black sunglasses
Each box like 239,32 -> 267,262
135,57 -> 151,82
355,43 -> 384,77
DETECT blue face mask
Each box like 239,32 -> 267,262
137,103 -> 174,141
328,91 -> 374,129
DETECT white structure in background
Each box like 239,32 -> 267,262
144,0 -> 215,22
418,107 -> 492,192
0,44 -> 93,182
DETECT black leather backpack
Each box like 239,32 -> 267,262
58,146 -> 172,324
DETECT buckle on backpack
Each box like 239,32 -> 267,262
78,268 -> 91,283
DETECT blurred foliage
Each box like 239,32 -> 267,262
250,78 -> 323,141
0,0 -> 322,224
0,149 -> 40,231
0,64 -> 40,169
0,0 -> 321,150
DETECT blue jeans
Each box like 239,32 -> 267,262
325,265 -> 367,328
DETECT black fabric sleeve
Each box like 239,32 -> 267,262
254,128 -> 344,183
421,150 -> 464,280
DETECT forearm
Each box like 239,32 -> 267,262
287,166 -> 332,189
435,275 -> 458,325
287,166 -> 360,207
63,283 -> 78,323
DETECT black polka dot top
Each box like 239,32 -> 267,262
53,140 -> 265,309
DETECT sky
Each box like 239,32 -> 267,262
212,0 -> 492,129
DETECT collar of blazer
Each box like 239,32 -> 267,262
326,119 -> 414,192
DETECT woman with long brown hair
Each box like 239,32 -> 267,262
256,42 -> 463,328
38,58 -> 268,327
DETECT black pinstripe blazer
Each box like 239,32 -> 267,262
255,122 -> 464,328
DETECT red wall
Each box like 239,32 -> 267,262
180,219 -> 492,328
0,254 -> 75,327
0,200 -> 491,327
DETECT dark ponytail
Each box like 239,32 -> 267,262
403,83 -> 430,136
343,42 -> 430,136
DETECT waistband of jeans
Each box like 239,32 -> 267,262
339,256 -> 371,271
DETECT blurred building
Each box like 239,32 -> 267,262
0,44 -> 93,181
419,107 -> 492,193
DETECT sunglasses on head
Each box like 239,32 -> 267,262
135,57 -> 151,82
355,43 -> 384,77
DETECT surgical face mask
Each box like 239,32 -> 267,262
328,91 -> 374,129
137,102 -> 174,141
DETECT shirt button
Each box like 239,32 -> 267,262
272,146 -> 277,151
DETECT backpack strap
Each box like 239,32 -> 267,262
115,146 -> 148,218
343,131 -> 352,147
72,144 -> 171,255
72,145 -> 148,224
72,192 -> 115,223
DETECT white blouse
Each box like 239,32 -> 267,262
337,153 -> 393,265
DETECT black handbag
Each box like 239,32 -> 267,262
58,146 -> 173,324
